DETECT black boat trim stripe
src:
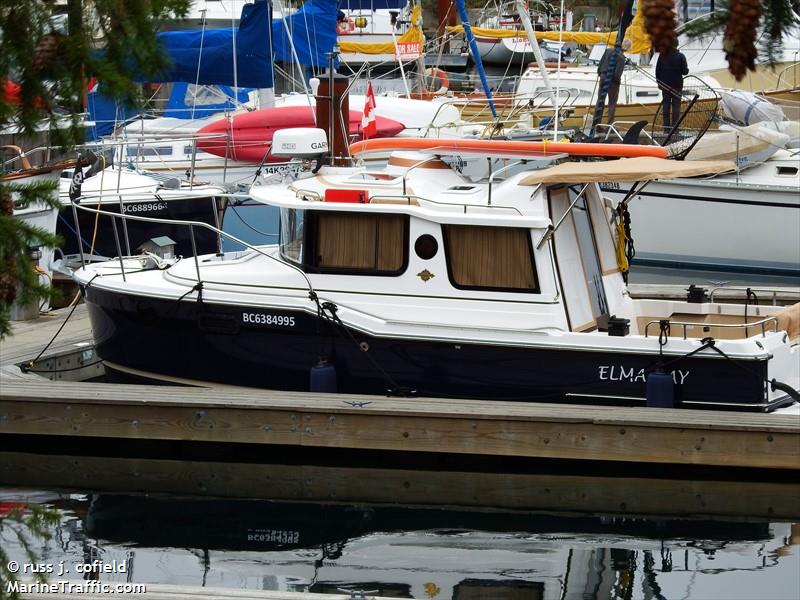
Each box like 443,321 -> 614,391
601,188 -> 799,209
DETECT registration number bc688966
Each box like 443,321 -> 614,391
242,312 -> 296,327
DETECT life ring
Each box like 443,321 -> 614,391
337,17 -> 355,35
424,68 -> 449,95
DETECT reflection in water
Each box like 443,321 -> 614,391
0,453 -> 798,600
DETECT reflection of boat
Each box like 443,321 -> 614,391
72,134 -> 800,410
5,450 -> 800,520
83,495 -> 777,551
81,492 -> 782,600
2,448 -> 798,600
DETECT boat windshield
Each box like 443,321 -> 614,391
279,207 -> 304,265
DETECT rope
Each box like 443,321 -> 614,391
22,273 -> 100,372
655,333 -> 799,403
306,292 -> 412,396
614,202 -> 634,283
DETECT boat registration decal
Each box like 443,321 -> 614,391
242,312 -> 296,327
246,529 -> 299,544
123,202 -> 168,213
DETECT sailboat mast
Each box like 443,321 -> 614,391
514,0 -> 558,119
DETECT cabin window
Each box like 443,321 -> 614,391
279,208 -> 305,265
443,225 -> 539,292
308,212 -> 408,275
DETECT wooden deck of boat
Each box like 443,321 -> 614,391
1,302 -> 798,471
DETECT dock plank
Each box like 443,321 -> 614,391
0,303 -> 93,367
1,380 -> 798,469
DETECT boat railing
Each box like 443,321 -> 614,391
372,194 -> 525,216
643,316 -> 779,339
424,88 -> 577,133
708,286 -> 790,305
289,186 -> 525,216
67,198 -> 315,293
85,132 -> 232,186
2,145 -> 64,171
774,60 -> 799,90
595,121 -> 658,145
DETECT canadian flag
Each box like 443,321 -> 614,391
361,81 -> 377,139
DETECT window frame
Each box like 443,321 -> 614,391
302,209 -> 410,277
442,224 -> 541,294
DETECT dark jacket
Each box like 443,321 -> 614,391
597,48 -> 625,84
655,50 -> 689,90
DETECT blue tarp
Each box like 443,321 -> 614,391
272,0 -> 338,70
86,87 -> 136,140
155,0 -> 273,88
164,83 -> 252,119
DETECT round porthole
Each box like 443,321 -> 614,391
414,234 -> 438,260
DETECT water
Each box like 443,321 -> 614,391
1,451 -> 798,599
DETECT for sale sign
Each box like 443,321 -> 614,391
395,41 -> 421,60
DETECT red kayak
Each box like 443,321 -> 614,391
196,105 -> 405,163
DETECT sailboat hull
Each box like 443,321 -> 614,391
58,195 -> 225,259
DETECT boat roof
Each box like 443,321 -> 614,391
517,157 -> 736,185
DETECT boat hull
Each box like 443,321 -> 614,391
601,177 -> 800,275
57,195 -> 225,259
83,286 -> 788,411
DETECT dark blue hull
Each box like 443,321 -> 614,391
58,195 -> 224,259
83,286 -> 787,411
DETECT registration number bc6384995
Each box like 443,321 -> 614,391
242,312 -> 296,327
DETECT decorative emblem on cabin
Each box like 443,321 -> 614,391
417,269 -> 435,282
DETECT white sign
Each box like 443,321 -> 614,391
395,41 -> 421,60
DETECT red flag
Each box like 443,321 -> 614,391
361,81 -> 377,139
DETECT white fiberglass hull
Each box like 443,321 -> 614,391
475,36 -> 565,65
602,174 -> 800,275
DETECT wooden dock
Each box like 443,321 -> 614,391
1,302 -> 798,471
1,378 -> 798,470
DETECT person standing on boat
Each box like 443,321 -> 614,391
655,39 -> 689,130
597,38 -> 632,125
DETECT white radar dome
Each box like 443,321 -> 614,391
271,128 -> 328,158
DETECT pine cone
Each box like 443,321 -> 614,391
723,0 -> 761,80
0,190 -> 13,216
32,33 -> 63,74
643,0 -> 678,56
0,258 -> 18,306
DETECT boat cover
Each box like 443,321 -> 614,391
272,0 -> 339,68
517,157 -> 735,185
156,0 -> 273,87
446,5 -> 651,54
339,5 -> 423,55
